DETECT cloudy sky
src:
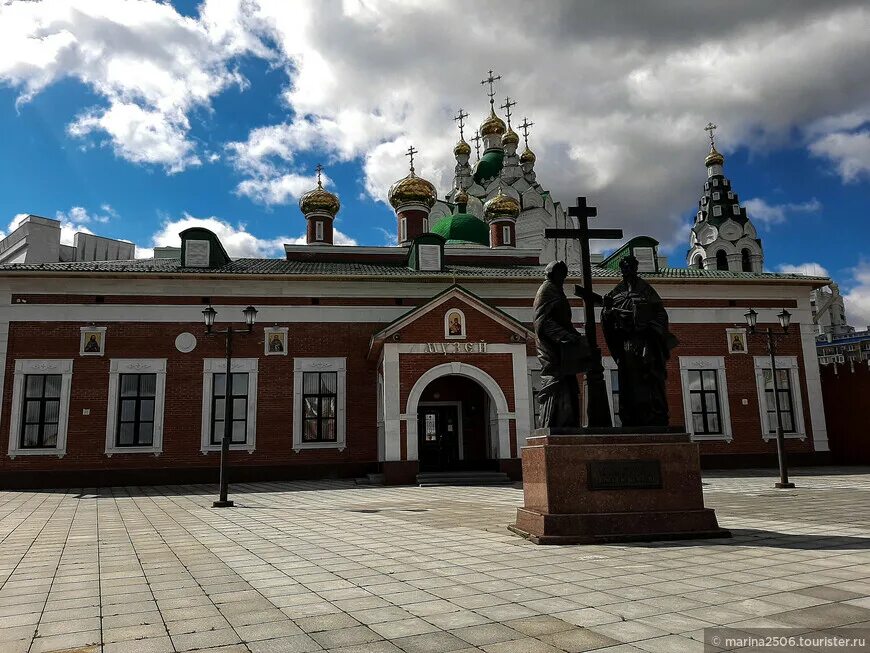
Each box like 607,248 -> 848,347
0,0 -> 869,323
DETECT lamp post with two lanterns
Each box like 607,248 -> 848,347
744,307 -> 795,490
202,304 -> 258,508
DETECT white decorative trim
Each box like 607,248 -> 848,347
184,239 -> 210,267
175,332 -> 197,353
80,326 -> 107,357
399,217 -> 408,243
8,359 -> 73,458
678,356 -> 733,442
264,327 -> 289,356
104,359 -> 167,456
315,221 -> 324,242
444,308 -> 467,340
292,357 -> 347,452
382,345 -> 401,461
752,355 -> 806,441
201,358 -> 258,453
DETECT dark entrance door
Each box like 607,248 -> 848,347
418,404 -> 460,472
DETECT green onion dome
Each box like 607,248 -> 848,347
473,148 -> 504,184
431,213 -> 489,245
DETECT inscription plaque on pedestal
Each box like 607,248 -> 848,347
587,460 -> 662,490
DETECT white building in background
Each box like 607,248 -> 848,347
811,283 -> 854,337
0,214 -> 135,266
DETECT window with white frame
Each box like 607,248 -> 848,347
8,359 -> 73,457
293,358 -> 346,451
201,358 -> 258,452
713,178 -> 719,186
502,225 -> 511,245
727,191 -> 734,199
712,205 -> 722,217
315,220 -> 324,241
732,204 -> 740,215
400,217 -> 408,242
712,192 -> 720,200
105,359 -> 166,455
422,217 -> 429,233
753,356 -> 805,439
679,357 -> 732,441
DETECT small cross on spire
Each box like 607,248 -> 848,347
314,163 -> 324,187
480,69 -> 502,110
406,145 -> 418,174
519,117 -> 534,146
453,108 -> 469,140
704,121 -> 718,148
471,130 -> 482,159
500,97 -> 517,129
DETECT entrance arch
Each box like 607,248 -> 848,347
404,362 -> 513,463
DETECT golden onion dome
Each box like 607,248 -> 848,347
484,187 -> 520,221
519,146 -> 536,165
454,188 -> 469,206
388,172 -> 437,209
502,127 -> 519,147
454,138 -> 471,157
480,110 -> 506,137
299,180 -> 340,217
705,145 -> 725,167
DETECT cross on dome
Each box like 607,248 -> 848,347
406,145 -> 418,174
500,97 -> 517,128
471,131 -> 482,159
519,117 -> 534,146
453,108 -> 469,140
480,69 -> 502,110
315,163 -> 324,187
704,122 -> 718,148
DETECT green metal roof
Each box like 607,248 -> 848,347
431,213 -> 489,246
473,148 -> 504,184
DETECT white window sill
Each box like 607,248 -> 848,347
106,447 -> 162,457
689,434 -> 733,442
762,433 -> 806,441
9,449 -> 66,458
293,442 -> 346,453
201,444 -> 256,454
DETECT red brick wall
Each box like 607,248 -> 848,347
305,216 -> 333,245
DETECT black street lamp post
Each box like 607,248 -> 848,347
745,307 -> 795,489
203,304 -> 258,507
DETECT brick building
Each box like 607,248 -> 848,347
0,112 -> 832,487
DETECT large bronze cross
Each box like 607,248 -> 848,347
545,196 -> 623,428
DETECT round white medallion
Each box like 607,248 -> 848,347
175,332 -> 197,353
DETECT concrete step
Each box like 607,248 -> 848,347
416,471 -> 514,487
354,473 -> 385,486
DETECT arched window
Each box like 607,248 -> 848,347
741,248 -> 752,272
716,250 -> 728,271
693,254 -> 703,269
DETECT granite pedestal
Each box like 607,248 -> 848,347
509,428 -> 730,544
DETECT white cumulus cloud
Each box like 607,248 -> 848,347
809,129 -> 870,183
776,262 -> 830,277
743,198 -> 822,227
843,261 -> 870,328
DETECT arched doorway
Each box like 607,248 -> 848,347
416,375 -> 494,472
716,249 -> 729,270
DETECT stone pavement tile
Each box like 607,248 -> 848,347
680,605 -> 757,625
36,616 -> 102,637
425,609 -> 491,629
369,617 -> 440,639
247,634 -> 323,653
796,586 -> 864,602
538,627 -> 621,652
171,627 -> 242,652
103,610 -> 164,629
633,634 -> 703,653
844,596 -> 870,609
325,641 -> 403,653
104,622 -> 168,643
504,616 -> 575,637
588,619 -> 671,644
350,606 -> 417,625
553,608 -> 623,628
475,602 -> 541,622
29,630 -> 101,653
158,595 -> 213,610
403,599 -> 458,617
237,619 -> 304,641
635,612 -> 715,634
0,625 -> 37,643
769,603 -> 870,629
310,625 -> 382,649
332,596 -> 392,611
520,597 -> 587,613
0,601 -> 45,618
450,623 -> 525,646
160,604 -> 222,622
3,611 -> 41,628
225,607 -> 288,627
104,635 -> 175,653
166,615 -> 231,635
283,601 -> 344,618
0,640 -> 31,653
102,600 -> 158,617
296,613 -> 364,632
479,637 -> 563,653
599,601 -> 664,620
392,631 -> 470,653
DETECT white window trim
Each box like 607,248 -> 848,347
502,225 -> 511,245
201,358 -> 258,453
8,359 -> 73,458
80,326 -> 107,357
293,357 -> 347,452
679,356 -> 733,442
264,327 -> 289,357
422,217 -> 429,233
712,205 -> 722,217
400,217 -> 408,242
105,359 -> 167,456
712,192 -> 720,200
315,220 -> 324,241
753,355 -> 806,441
713,178 -> 719,186
732,204 -> 740,215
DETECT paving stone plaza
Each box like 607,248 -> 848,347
1,469 -> 869,653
